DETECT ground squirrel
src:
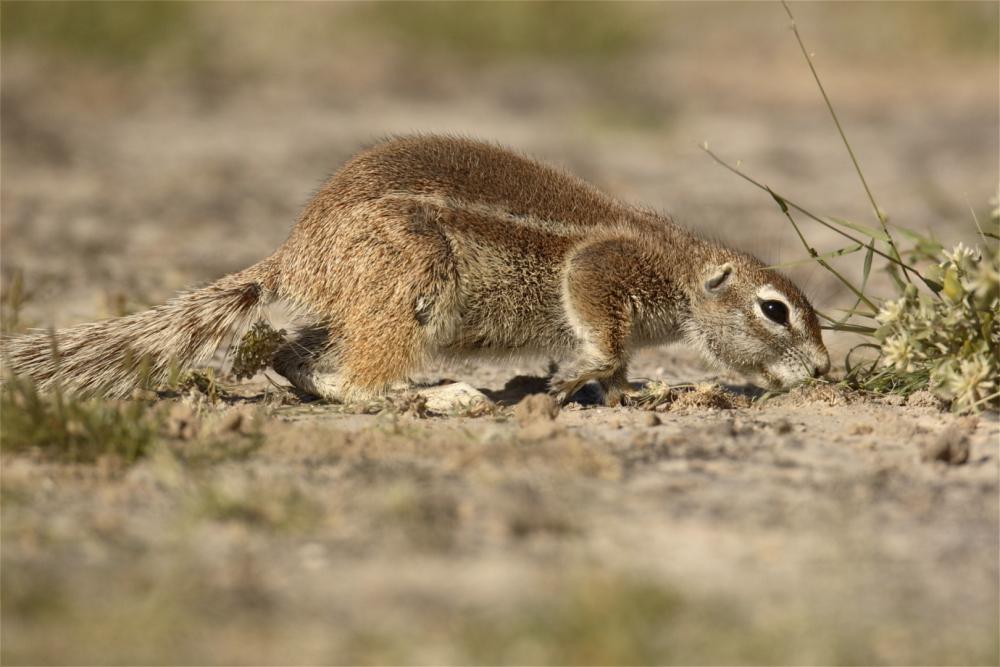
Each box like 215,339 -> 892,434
3,135 -> 830,405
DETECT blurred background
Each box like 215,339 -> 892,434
2,1 -> 997,363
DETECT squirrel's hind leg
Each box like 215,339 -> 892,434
271,295 -> 444,403
271,322 -> 349,401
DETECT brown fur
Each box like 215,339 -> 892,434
2,135 -> 829,403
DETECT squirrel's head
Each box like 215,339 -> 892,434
684,255 -> 830,389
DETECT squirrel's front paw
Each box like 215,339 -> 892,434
548,377 -> 584,406
602,386 -> 626,407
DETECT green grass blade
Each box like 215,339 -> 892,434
826,217 -> 890,243
889,222 -> 933,242
823,323 -> 878,334
816,309 -> 838,323
767,243 -> 862,269
861,239 -> 875,291
831,306 -> 879,320
845,343 -> 882,376
885,264 -> 907,291
832,240 -> 878,325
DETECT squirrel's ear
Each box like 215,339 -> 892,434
703,263 -> 733,295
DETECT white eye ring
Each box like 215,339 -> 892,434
754,286 -> 797,330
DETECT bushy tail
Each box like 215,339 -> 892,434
1,260 -> 279,398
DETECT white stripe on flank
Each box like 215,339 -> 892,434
377,192 -> 593,238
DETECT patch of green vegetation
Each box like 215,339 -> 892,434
871,245 -> 998,412
344,569 -> 1000,664
352,1 -> 654,62
704,2 -> 999,413
458,576 -> 691,664
231,321 -> 286,381
1,1 -> 193,65
0,375 -> 161,464
347,572 -> 785,665
169,368 -> 223,404
0,368 -> 266,465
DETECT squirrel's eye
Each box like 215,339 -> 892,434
760,300 -> 789,326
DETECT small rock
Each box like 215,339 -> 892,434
417,382 -> 492,415
642,413 -> 661,428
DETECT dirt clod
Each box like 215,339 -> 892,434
642,413 -> 661,427
773,383 -> 856,407
922,425 -> 971,465
907,390 -> 948,411
166,403 -> 199,440
217,410 -> 245,434
514,393 -> 560,424
671,385 -> 743,412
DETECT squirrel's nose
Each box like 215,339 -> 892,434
811,352 -> 831,378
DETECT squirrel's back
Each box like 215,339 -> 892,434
305,135 -> 646,230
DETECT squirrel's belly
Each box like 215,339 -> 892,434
438,252 -> 573,353
447,275 -> 575,352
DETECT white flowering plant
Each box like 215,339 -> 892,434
869,242 -> 998,412
703,2 -> 999,412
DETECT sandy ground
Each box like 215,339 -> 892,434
1,3 -> 998,664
